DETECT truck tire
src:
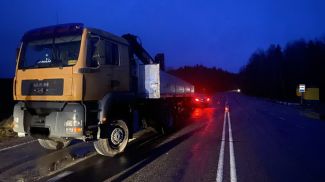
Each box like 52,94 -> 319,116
38,139 -> 71,150
94,120 -> 129,157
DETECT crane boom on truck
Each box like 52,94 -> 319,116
13,23 -> 194,156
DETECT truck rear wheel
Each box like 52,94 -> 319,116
94,120 -> 129,157
38,139 -> 71,150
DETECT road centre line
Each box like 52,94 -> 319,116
216,110 -> 227,182
216,105 -> 237,182
228,111 -> 237,182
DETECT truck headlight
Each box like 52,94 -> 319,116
65,117 -> 83,134
65,120 -> 81,127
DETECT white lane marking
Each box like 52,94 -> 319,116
228,111 -> 237,182
0,140 -> 37,153
47,171 -> 73,182
216,110 -> 227,182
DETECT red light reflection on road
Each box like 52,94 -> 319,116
191,107 -> 215,122
189,107 -> 218,170
192,108 -> 204,119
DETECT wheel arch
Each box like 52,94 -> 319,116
97,93 -> 135,139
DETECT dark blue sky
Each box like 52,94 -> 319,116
1,0 -> 325,78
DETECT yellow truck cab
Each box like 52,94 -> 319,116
13,23 -> 194,156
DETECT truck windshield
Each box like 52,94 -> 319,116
19,35 -> 81,69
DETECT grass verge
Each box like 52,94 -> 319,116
0,116 -> 17,142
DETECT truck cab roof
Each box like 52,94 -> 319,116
22,23 -> 129,45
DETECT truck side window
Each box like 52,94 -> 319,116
105,41 -> 119,65
86,39 -> 97,67
87,37 -> 105,67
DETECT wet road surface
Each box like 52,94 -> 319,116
1,93 -> 325,182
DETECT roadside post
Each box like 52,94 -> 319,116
298,84 -> 306,105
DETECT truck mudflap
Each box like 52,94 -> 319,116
13,102 -> 85,139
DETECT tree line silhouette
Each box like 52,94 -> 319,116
168,65 -> 237,94
239,38 -> 325,102
169,37 -> 325,103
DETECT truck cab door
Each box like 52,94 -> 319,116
83,38 -> 110,100
83,37 -> 125,100
101,40 -> 130,93
101,41 -> 121,91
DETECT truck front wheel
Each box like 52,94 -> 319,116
94,120 -> 129,157
38,139 -> 71,150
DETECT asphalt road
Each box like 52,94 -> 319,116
1,93 -> 325,182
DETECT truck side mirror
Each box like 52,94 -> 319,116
91,54 -> 101,67
92,39 -> 105,65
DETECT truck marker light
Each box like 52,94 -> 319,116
66,127 -> 82,133
73,127 -> 82,133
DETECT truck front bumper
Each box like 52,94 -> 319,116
13,102 -> 85,140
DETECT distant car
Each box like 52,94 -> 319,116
193,94 -> 212,107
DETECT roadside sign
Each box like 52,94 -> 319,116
299,84 -> 305,93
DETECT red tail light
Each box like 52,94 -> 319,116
195,98 -> 200,102
206,98 -> 211,102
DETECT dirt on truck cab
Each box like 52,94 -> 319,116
13,23 -> 194,156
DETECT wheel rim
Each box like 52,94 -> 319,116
110,127 -> 124,146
